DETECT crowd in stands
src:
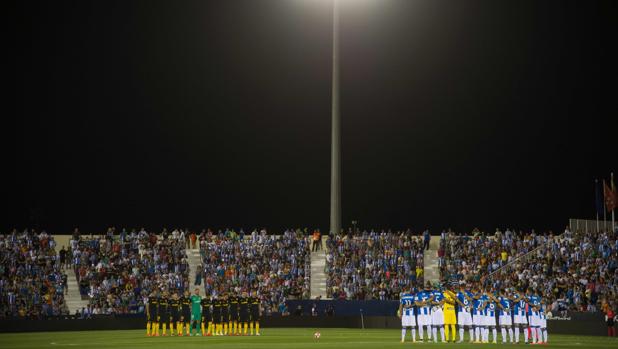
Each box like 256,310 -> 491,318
325,230 -> 425,300
440,227 -> 618,314
196,228 -> 310,313
0,229 -> 68,318
3,224 -> 617,319
71,227 -> 190,315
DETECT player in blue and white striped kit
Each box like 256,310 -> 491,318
455,284 -> 474,343
471,288 -> 486,344
539,300 -> 548,344
512,290 -> 529,344
527,288 -> 542,344
415,282 -> 434,342
483,292 -> 498,344
430,288 -> 445,342
497,289 -> 514,344
398,290 -> 417,343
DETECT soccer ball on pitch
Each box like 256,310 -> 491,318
313,331 -> 321,339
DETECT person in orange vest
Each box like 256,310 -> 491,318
312,230 -> 321,252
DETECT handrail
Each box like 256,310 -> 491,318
485,233 -> 563,279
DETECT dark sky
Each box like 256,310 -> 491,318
10,0 -> 617,234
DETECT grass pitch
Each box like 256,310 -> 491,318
0,328 -> 616,349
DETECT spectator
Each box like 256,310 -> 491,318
312,229 -> 322,252
325,229 -> 424,300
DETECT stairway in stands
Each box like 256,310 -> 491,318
423,235 -> 441,286
65,266 -> 89,314
186,244 -> 203,289
310,237 -> 328,299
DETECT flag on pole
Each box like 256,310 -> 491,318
604,179 -> 616,212
596,179 -> 604,217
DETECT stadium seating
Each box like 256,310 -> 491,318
325,231 -> 425,300
70,229 -> 190,315
441,228 -> 618,313
0,230 -> 68,318
197,229 -> 310,313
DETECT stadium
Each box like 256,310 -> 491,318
6,0 -> 617,348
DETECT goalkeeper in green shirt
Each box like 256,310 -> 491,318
189,288 -> 202,336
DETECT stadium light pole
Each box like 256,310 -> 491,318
330,0 -> 341,236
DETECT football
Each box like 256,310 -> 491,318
314,331 -> 321,339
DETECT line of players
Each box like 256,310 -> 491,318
146,288 -> 262,337
399,282 -> 548,344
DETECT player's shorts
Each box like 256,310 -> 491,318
472,313 -> 484,326
499,314 -> 512,326
251,310 -> 260,322
484,314 -> 496,327
171,311 -> 180,323
431,308 -> 444,326
402,312 -> 416,327
513,313 -> 528,325
457,311 -> 473,326
417,314 -> 432,327
182,309 -> 191,322
212,313 -> 221,324
230,308 -> 238,321
147,309 -> 157,321
540,317 -> 547,329
444,311 -> 456,325
239,311 -> 249,323
529,314 -> 540,327
159,312 -> 170,323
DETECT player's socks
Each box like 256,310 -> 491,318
542,329 -> 547,343
147,322 -> 151,336
474,326 -> 480,342
411,327 -> 416,342
444,325 -> 449,342
256,322 -> 260,335
154,322 -> 159,336
536,328 -> 542,343
531,327 -> 537,343
501,327 -> 507,343
440,327 -> 445,342
162,323 -> 167,336
431,327 -> 437,342
524,327 -> 528,343
469,328 -> 474,342
201,322 -> 205,335
250,322 -> 254,335
170,323 -> 175,336
450,325 -> 456,341
509,328 -> 514,343
402,328 -> 407,342
244,322 -> 248,335
224,323 -> 228,335
458,327 -> 464,342
492,327 -> 497,343
515,327 -> 520,342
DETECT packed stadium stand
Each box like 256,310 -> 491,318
196,228 -> 310,314
440,227 -> 618,313
2,226 -> 616,320
0,230 -> 69,318
70,228 -> 190,315
325,230 -> 425,300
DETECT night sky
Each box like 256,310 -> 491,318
10,0 -> 617,234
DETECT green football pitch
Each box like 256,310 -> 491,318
0,328 -> 616,349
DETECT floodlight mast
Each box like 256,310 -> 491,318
330,0 -> 341,236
